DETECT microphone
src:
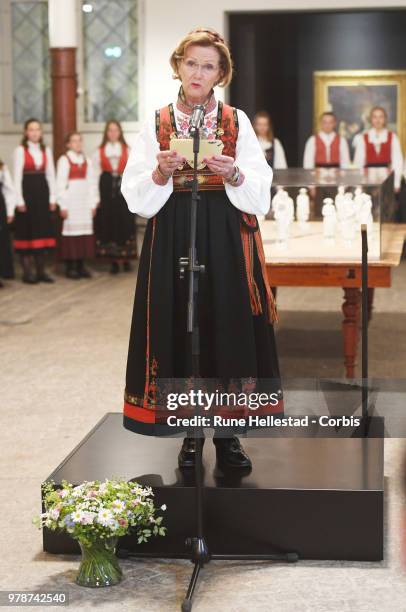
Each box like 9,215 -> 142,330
189,104 -> 205,135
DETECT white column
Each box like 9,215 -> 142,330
48,0 -> 77,48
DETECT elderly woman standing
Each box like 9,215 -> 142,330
121,28 -> 281,470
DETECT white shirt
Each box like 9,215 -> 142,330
0,165 -> 17,217
353,128 -> 403,189
303,131 -> 351,169
92,142 -> 129,200
13,142 -> 56,205
121,100 -> 273,219
258,137 -> 288,169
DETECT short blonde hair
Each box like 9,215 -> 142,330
169,27 -> 233,87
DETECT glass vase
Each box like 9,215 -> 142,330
75,537 -> 122,587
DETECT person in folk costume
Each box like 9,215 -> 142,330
353,106 -> 403,192
121,27 -> 283,470
0,159 -> 17,287
56,132 -> 98,279
13,119 -> 57,283
92,120 -> 137,274
303,111 -> 350,169
252,111 -> 287,169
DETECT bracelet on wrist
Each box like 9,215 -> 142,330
156,164 -> 172,180
223,165 -> 240,186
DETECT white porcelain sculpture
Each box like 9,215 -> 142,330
296,187 -> 310,228
321,197 -> 337,241
340,192 -> 357,244
274,191 -> 294,247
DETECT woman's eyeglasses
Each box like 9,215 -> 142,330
182,58 -> 219,75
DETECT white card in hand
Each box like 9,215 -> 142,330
169,138 -> 224,169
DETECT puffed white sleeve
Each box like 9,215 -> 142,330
86,158 -> 100,208
56,155 -> 70,210
224,109 -> 272,216
273,138 -> 288,169
303,136 -> 315,169
391,133 -> 403,189
121,116 -> 173,218
2,165 -> 17,216
339,137 -> 351,169
45,146 -> 56,203
13,146 -> 25,206
91,149 -> 102,202
353,134 -> 366,169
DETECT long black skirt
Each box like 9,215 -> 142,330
123,189 -> 283,436
13,172 -> 55,254
0,187 -> 14,278
95,172 -> 137,260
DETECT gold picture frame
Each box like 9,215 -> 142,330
314,70 -> 406,152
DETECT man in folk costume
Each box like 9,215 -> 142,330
121,28 -> 283,470
353,106 -> 403,191
303,112 -> 350,169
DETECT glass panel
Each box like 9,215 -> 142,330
11,1 -> 51,124
82,0 -> 139,123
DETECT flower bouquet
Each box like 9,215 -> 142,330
34,477 -> 166,587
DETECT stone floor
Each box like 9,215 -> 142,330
1,256 -> 406,612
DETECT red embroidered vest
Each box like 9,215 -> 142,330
67,155 -> 88,180
99,144 -> 128,175
155,101 -> 238,191
23,147 -> 46,173
315,133 -> 340,167
155,101 -> 277,323
364,131 -> 392,167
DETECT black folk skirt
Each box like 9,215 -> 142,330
0,187 -> 14,278
123,189 -> 282,436
13,172 -> 55,254
95,172 -> 137,260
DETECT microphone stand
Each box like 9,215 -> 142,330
179,119 -> 298,612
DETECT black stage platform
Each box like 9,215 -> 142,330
43,412 -> 384,561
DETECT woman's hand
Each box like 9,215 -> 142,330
49,203 -> 57,211
203,154 -> 235,179
7,216 -> 14,224
156,150 -> 185,177
60,210 -> 68,219
16,204 -> 27,213
91,208 -> 97,218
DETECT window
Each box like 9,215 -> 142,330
82,0 -> 139,123
11,0 -> 51,124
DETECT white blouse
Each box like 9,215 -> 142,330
258,137 -> 288,169
0,164 -> 17,216
121,100 -> 273,219
353,128 -> 403,189
303,131 -> 351,169
13,142 -> 56,205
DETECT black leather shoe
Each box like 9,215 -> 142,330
123,261 -> 132,272
36,273 -> 55,283
22,274 -> 38,284
78,266 -> 92,278
66,268 -> 80,280
178,437 -> 205,468
214,437 -> 252,470
110,261 -> 119,275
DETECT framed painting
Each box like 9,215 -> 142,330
314,70 -> 406,152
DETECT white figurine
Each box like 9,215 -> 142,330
335,185 -> 346,220
340,192 -> 357,244
353,186 -> 364,218
271,186 -> 285,218
359,194 -> 374,241
274,192 -> 294,246
296,187 -> 310,226
321,197 -> 337,240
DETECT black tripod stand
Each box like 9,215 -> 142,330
179,111 -> 298,612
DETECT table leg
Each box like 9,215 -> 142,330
367,288 -> 375,323
342,287 -> 361,378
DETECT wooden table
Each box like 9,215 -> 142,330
262,223 -> 406,377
